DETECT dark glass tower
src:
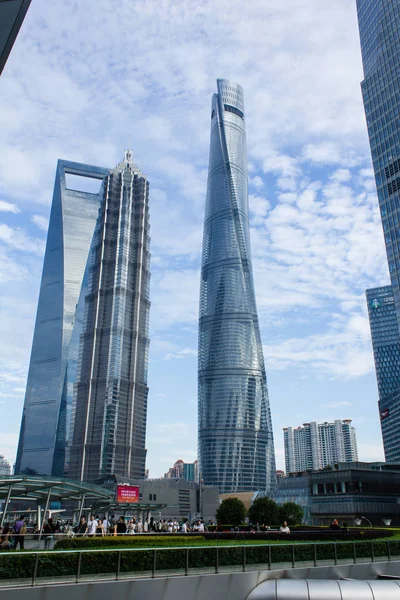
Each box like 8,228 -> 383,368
366,286 -> 400,461
198,79 -> 276,493
357,0 -> 400,461
15,160 -> 109,476
68,151 -> 150,482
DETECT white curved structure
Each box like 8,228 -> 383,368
247,579 -> 400,599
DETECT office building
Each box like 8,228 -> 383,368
366,286 -> 400,461
283,420 -> 358,474
356,0 -> 400,461
0,455 -> 11,476
15,160 -> 109,476
198,79 -> 276,493
264,462 -> 400,525
68,151 -> 150,482
0,0 -> 31,75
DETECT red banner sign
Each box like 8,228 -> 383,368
117,485 -> 139,504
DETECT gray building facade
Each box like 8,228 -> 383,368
269,462 -> 400,525
16,160 -> 109,476
356,0 -> 400,461
68,151 -> 150,482
198,79 -> 275,494
366,286 -> 400,461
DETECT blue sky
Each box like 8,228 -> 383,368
0,0 -> 389,477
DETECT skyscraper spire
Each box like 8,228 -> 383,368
198,79 -> 276,493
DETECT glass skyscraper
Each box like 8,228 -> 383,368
366,286 -> 400,461
198,79 -> 276,493
15,160 -> 109,476
68,151 -> 150,482
356,0 -> 400,461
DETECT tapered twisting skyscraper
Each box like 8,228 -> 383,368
198,79 -> 276,493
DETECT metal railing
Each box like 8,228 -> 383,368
0,538 -> 399,588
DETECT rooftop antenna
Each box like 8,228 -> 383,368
125,135 -> 133,163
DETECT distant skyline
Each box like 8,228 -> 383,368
0,0 -> 388,477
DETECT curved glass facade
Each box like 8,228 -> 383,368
198,79 -> 276,493
357,0 -> 400,462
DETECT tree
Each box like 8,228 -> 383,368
216,497 -> 246,526
248,497 -> 279,526
278,502 -> 304,526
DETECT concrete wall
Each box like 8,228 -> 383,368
2,560 -> 400,600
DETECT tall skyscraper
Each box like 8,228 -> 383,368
68,151 -> 150,482
356,0 -> 400,461
0,0 -> 31,75
283,420 -> 358,474
16,160 -> 109,476
366,286 -> 400,461
198,79 -> 276,493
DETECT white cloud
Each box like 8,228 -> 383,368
31,214 -> 49,231
0,200 -> 20,214
164,348 -> 197,361
321,401 -> 353,409
0,224 -> 45,255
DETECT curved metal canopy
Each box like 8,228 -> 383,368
247,579 -> 400,600
0,475 -> 114,503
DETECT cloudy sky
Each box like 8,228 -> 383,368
0,0 -> 389,477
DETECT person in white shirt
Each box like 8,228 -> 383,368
279,521 -> 290,534
197,521 -> 205,532
102,517 -> 109,534
87,514 -> 98,537
181,520 -> 188,533
167,520 -> 173,533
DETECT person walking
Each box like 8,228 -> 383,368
75,516 -> 88,536
13,515 -> 26,550
87,514 -> 98,537
116,517 -> 127,535
96,519 -> 105,536
43,518 -> 55,550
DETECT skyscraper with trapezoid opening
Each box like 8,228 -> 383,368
198,79 -> 276,493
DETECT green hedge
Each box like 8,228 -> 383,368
2,540 -> 400,581
54,535 -> 206,550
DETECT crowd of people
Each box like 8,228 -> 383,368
0,513 -> 296,551
68,515 -> 209,536
0,514 -> 211,549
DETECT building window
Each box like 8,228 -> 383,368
153,494 -> 156,501
149,494 -> 152,500
224,104 -> 244,119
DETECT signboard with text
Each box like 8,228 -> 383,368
117,485 -> 139,504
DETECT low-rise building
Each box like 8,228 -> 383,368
97,475 -> 219,522
259,462 -> 400,526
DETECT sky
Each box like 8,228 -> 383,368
0,0 -> 390,478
